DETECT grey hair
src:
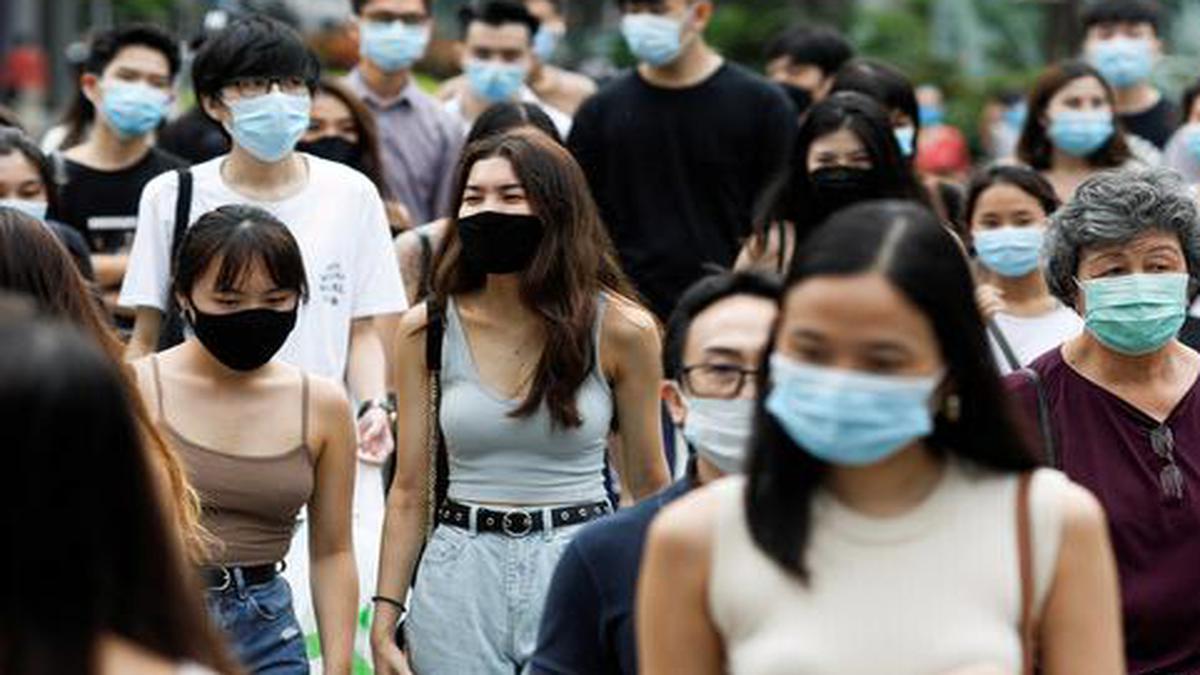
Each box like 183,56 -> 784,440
1044,167 -> 1200,306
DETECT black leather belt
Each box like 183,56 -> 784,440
201,563 -> 281,591
437,500 -> 611,537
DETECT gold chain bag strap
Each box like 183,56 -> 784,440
423,296 -> 448,541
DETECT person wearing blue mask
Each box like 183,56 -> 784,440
569,0 -> 795,321
1163,78 -> 1200,188
345,0 -> 464,228
443,1 -> 572,141
1080,0 -> 1178,149
1007,167 -> 1200,674
1017,61 -> 1138,202
119,20 -> 406,670
533,271 -> 779,675
967,165 -> 1082,375
47,25 -> 184,321
640,200 -> 1124,674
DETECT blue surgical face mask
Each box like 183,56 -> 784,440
918,105 -> 944,128
1181,123 -> 1200,164
894,125 -> 916,158
360,20 -> 430,72
974,226 -> 1045,278
465,60 -> 528,104
765,354 -> 941,467
227,91 -> 311,163
100,80 -> 170,138
533,26 -> 564,62
1048,109 -> 1114,157
1003,102 -> 1028,130
621,11 -> 689,67
1081,272 -> 1188,355
681,396 -> 755,475
1089,37 -> 1154,89
0,198 -> 49,221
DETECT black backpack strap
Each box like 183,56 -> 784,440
1017,366 -> 1059,468
170,167 -> 193,267
417,229 -> 434,302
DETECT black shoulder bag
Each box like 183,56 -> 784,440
381,297 -> 449,650
155,167 -> 193,351
988,319 -> 1059,468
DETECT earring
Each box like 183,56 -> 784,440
942,393 -> 961,423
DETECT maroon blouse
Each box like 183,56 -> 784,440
1007,348 -> 1200,674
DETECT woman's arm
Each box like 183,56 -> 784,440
307,375 -> 360,675
348,317 -> 394,462
637,488 -> 724,675
1039,482 -> 1125,674
370,305 -> 435,675
604,299 -> 670,501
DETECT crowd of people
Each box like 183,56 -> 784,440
2,0 -> 1200,674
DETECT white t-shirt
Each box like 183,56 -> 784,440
988,305 -> 1083,374
119,153 -> 407,380
444,86 -> 573,140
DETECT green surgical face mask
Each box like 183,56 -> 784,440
1081,273 -> 1189,355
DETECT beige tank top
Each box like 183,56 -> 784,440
708,461 -> 1069,675
152,357 -> 315,566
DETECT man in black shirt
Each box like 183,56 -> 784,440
48,24 -> 184,308
568,0 -> 795,320
1080,0 -> 1178,148
532,271 -> 779,675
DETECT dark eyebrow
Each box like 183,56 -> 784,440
699,346 -> 743,360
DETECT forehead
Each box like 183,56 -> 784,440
1080,229 -> 1184,263
684,295 -> 777,359
1088,20 -> 1155,35
780,273 -> 938,349
197,253 -> 278,291
1053,75 -> 1107,100
0,151 -> 40,181
525,0 -> 560,20
312,92 -> 353,118
360,0 -> 427,13
974,183 -> 1045,216
466,22 -> 532,47
809,127 -> 865,154
466,156 -> 520,186
103,44 -> 171,77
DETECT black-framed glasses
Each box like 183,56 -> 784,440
1149,424 -> 1185,502
681,363 -> 759,399
224,76 -> 309,98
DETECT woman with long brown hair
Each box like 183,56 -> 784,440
370,128 -> 670,675
0,207 -> 206,561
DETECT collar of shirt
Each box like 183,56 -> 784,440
347,67 -> 416,110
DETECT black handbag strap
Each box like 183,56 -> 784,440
988,319 -> 1023,373
170,167 -> 193,266
425,296 -> 449,519
1017,366 -> 1059,469
417,229 -> 434,302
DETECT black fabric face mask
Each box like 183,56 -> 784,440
456,211 -> 544,275
189,306 -> 298,372
296,136 -> 365,173
808,166 -> 879,222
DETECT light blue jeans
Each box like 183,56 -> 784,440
406,518 -> 584,674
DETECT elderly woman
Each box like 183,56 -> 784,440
1007,167 -> 1200,675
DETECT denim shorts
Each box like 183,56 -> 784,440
406,519 -> 584,675
205,571 -> 309,674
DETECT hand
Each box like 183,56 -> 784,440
975,283 -> 1007,320
386,200 -> 413,233
370,632 -> 414,675
357,406 -> 394,464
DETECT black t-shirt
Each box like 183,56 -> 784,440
569,64 -> 796,319
532,478 -> 691,675
1121,95 -> 1179,149
157,107 -> 231,164
49,146 -> 185,253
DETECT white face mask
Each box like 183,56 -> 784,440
0,198 -> 48,221
681,396 -> 755,475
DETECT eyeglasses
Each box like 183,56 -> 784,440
223,76 -> 309,98
681,363 -> 759,399
1149,424 -> 1185,502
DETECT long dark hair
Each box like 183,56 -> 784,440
0,209 -> 207,562
0,318 -> 240,675
1017,60 -> 1132,171
756,92 -> 928,245
432,128 -> 637,427
744,200 -> 1038,579
0,127 -> 62,216
311,77 -> 390,199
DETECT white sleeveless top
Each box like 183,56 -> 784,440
708,460 -> 1071,675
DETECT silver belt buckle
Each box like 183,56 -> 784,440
501,510 -> 533,538
209,566 -> 232,592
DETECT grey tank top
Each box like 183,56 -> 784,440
440,295 -> 613,505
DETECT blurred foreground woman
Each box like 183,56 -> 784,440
0,316 -> 239,675
638,201 -> 1124,675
